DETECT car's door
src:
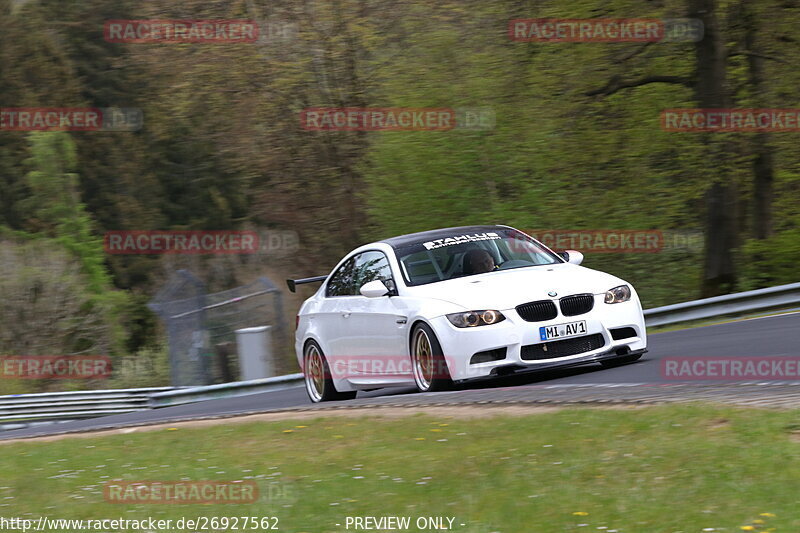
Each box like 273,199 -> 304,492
346,250 -> 410,376
316,255 -> 358,364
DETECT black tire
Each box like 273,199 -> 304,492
303,341 -> 357,403
410,323 -> 452,392
600,353 -> 643,368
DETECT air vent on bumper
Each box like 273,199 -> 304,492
470,347 -> 507,365
521,334 -> 605,360
610,327 -> 637,340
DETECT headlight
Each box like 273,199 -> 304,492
446,310 -> 506,328
604,285 -> 632,304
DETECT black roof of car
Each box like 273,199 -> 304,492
379,225 -> 513,248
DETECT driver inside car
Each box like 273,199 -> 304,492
463,248 -> 497,275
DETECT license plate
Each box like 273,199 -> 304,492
539,320 -> 587,341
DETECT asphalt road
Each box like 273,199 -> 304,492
2,312 -> 798,440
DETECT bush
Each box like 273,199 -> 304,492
739,223 -> 800,291
0,236 -> 118,392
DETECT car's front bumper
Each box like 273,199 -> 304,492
431,295 -> 647,382
467,347 -> 648,383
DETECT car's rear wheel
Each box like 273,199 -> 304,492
600,353 -> 643,368
303,341 -> 356,403
411,323 -> 451,392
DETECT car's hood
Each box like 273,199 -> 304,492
405,263 -> 627,311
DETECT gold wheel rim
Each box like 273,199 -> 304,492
305,345 -> 325,401
413,329 -> 433,390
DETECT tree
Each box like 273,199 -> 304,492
583,0 -> 741,296
22,132 -> 112,293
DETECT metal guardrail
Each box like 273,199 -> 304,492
0,388 -> 173,424
2,282 -> 799,427
644,281 -> 800,327
149,374 -> 304,408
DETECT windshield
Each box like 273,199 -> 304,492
394,228 -> 562,286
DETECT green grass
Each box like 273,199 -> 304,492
2,405 -> 800,532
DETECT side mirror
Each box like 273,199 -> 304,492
560,250 -> 584,265
360,279 -> 390,298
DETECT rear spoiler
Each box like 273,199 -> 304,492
286,275 -> 328,293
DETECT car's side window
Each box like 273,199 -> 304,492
352,251 -> 395,295
325,256 -> 357,297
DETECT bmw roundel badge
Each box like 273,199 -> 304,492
548,291 -> 557,297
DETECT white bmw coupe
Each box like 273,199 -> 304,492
288,225 -> 647,402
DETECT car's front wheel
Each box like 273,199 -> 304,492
303,341 -> 357,403
410,323 -> 452,392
